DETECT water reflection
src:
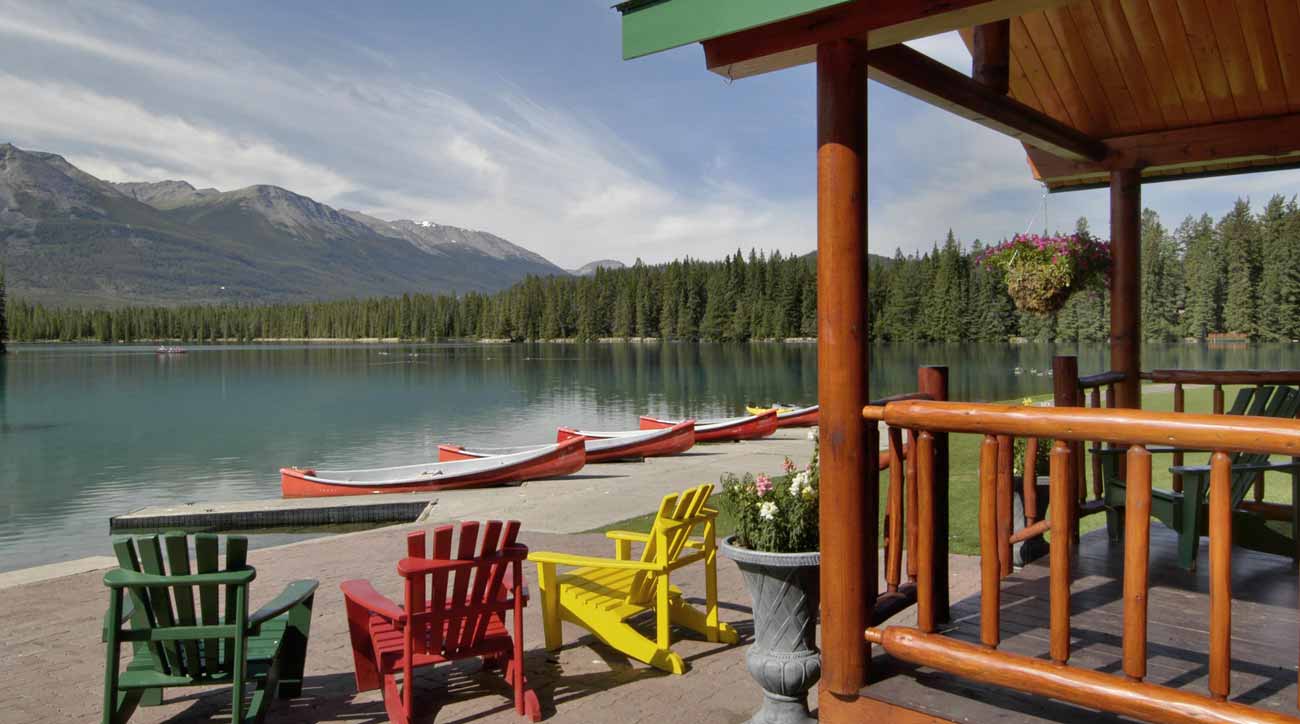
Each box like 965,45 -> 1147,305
2,340 -> 1297,571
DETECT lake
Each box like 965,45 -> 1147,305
3,340 -> 1299,572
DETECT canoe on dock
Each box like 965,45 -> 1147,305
556,420 -> 695,460
639,409 -> 778,442
280,438 -> 586,497
441,421 -> 694,464
745,403 -> 819,427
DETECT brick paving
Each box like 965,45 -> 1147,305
0,519 -> 981,724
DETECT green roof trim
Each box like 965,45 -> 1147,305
615,0 -> 851,60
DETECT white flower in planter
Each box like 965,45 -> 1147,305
758,500 -> 778,520
790,470 -> 810,496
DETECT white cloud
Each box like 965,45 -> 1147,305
0,73 -> 354,198
904,31 -> 972,73
1,1 -> 1288,269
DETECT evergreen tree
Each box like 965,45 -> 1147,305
922,231 -> 967,341
1220,198 -> 1260,336
1179,214 -> 1221,338
1139,209 -> 1182,340
1256,195 -> 1300,340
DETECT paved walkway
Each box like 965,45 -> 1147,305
0,429 -> 981,723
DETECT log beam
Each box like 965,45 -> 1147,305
816,38 -> 872,700
866,44 -> 1107,162
703,0 -> 1074,80
1029,112 -> 1300,188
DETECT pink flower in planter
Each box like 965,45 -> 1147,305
755,473 -> 773,497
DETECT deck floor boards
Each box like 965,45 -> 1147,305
863,526 -> 1300,722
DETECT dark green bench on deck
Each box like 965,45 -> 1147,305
101,533 -> 318,724
1099,385 -> 1300,571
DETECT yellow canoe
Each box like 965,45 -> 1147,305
747,404 -> 796,415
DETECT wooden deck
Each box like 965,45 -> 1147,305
860,526 -> 1299,723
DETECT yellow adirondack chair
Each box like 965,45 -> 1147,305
529,483 -> 739,674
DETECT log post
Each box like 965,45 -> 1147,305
816,38 -> 871,699
918,365 -> 950,622
972,20 -> 1011,95
1110,168 -> 1142,410
1053,355 -> 1081,543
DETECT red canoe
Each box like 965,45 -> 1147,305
441,421 -> 694,464
772,405 -> 819,428
555,420 -> 696,461
280,438 -> 586,498
639,409 -> 778,442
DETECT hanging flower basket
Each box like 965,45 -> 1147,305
978,233 -> 1110,314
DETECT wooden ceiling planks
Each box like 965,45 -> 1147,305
1203,0 -> 1264,118
985,0 -> 1300,189
1235,2 -> 1290,115
1265,0 -> 1300,111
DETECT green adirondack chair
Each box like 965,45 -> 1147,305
1099,385 -> 1300,570
101,533 -> 319,724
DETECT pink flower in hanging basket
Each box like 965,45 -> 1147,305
977,233 -> 1111,314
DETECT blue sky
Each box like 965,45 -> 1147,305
2,1 -> 1297,268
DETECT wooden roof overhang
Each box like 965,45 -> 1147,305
616,0 -> 1300,192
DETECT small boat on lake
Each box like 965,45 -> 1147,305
745,403 -> 819,428
280,438 -> 586,497
441,421 -> 694,464
155,346 -> 188,355
639,408 -> 778,442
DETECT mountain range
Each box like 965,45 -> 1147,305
0,143 -> 579,306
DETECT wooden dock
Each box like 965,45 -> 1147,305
109,492 -> 437,532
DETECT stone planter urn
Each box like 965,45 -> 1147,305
720,536 -> 821,724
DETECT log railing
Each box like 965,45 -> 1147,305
861,399 -> 1300,724
871,372 -> 946,627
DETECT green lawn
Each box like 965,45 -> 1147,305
587,385 -> 1296,555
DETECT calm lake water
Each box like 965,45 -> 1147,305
3,340 -> 1299,571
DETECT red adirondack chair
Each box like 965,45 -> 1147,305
341,520 -> 541,723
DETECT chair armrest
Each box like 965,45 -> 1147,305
604,530 -> 650,544
528,550 -> 663,572
104,567 -> 256,589
1092,445 -> 1199,456
249,579 -> 319,632
1171,461 -> 1300,476
397,557 -> 475,576
340,580 -> 406,625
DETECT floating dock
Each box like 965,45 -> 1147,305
109,493 -> 437,533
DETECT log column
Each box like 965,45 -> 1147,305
816,38 -> 872,699
1110,168 -> 1142,409
972,20 -> 1011,94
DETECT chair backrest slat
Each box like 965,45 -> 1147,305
406,531 -> 428,614
1230,386 -> 1300,507
467,521 -> 519,648
444,522 -> 481,649
111,537 -> 167,674
628,484 -> 714,604
136,535 -> 185,676
108,533 -> 251,683
405,521 -> 523,659
193,534 -> 222,678
458,520 -> 503,652
163,533 -> 202,678
1225,387 -> 1255,416
221,537 -> 248,672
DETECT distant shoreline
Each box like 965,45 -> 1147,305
6,336 -> 821,345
